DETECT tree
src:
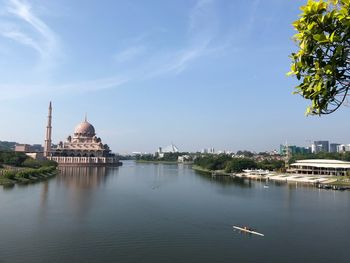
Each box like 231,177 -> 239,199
225,158 -> 257,173
289,0 -> 350,115
0,151 -> 27,166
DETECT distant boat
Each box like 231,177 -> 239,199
233,226 -> 264,237
263,185 -> 269,189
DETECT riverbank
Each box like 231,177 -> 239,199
192,165 -> 350,188
0,167 -> 58,187
192,165 -> 231,176
238,173 -> 350,187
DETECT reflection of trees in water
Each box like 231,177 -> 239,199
194,171 -> 252,188
53,166 -> 118,218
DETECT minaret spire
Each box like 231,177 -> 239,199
44,101 -> 52,158
85,112 -> 87,122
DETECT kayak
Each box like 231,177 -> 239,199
233,226 -> 264,237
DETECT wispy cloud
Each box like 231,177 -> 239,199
117,0 -> 222,78
1,26 -> 43,53
0,0 -> 232,100
189,0 -> 216,37
147,43 -> 210,77
0,76 -> 128,101
0,0 -> 60,60
56,76 -> 129,93
165,0 -> 217,74
114,45 -> 146,63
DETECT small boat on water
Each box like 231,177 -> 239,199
233,226 -> 264,237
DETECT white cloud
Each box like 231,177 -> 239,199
1,27 -> 43,53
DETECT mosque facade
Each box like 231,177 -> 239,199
44,102 -> 121,166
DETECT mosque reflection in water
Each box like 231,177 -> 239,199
39,166 -> 118,219
57,166 -> 112,189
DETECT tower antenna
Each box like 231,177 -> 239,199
284,140 -> 290,170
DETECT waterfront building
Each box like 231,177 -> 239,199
44,102 -> 121,166
177,155 -> 192,163
289,159 -> 350,176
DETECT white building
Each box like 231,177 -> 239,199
289,159 -> 350,176
337,144 -> 350,153
157,144 -> 179,158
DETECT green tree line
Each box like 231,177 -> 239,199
0,151 -> 57,168
194,155 -> 284,173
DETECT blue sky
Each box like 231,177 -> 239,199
0,0 -> 349,154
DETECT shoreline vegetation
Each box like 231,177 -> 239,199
0,151 -> 58,187
192,154 -> 350,188
0,166 -> 58,187
137,152 -> 350,187
192,165 -> 350,188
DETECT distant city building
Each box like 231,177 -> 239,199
131,152 -> 150,156
202,147 -> 215,154
15,143 -> 44,160
311,141 -> 329,153
279,144 -> 310,155
15,144 -> 42,153
161,144 -> 179,153
337,144 -> 350,153
329,143 -> 340,153
156,143 -> 179,158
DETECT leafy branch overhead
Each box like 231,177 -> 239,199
289,0 -> 350,115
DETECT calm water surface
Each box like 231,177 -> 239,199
0,161 -> 349,263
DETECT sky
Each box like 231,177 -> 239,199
0,0 -> 349,154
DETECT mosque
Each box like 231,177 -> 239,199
44,102 -> 121,166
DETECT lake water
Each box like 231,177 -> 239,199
0,161 -> 349,263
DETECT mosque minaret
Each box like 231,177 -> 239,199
44,102 -> 121,166
44,101 -> 52,157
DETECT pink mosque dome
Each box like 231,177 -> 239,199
74,120 -> 96,137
